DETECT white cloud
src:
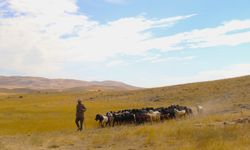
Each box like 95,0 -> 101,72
1,0 -> 250,78
106,60 -> 128,67
0,0 -> 194,74
152,56 -> 195,63
141,55 -> 195,63
151,19 -> 250,51
7,0 -> 78,16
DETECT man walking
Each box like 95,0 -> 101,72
75,100 -> 86,131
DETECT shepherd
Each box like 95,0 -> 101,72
75,99 -> 87,131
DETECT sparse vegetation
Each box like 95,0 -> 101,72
0,76 -> 249,149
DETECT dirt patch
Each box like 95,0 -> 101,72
47,144 -> 60,149
232,116 -> 250,124
194,116 -> 250,127
237,104 -> 250,110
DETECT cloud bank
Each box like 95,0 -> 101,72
0,0 -> 250,86
0,0 -> 196,74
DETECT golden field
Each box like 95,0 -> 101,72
0,76 -> 250,149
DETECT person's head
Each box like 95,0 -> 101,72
77,99 -> 82,104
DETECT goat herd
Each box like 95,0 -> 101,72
95,104 -> 193,128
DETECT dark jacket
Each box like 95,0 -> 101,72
76,103 -> 86,118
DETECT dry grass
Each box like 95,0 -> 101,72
0,113 -> 249,150
0,76 -> 250,149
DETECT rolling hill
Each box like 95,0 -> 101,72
0,75 -> 249,149
95,75 -> 250,114
0,76 -> 139,91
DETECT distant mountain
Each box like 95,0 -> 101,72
0,76 -> 139,91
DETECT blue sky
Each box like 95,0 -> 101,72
0,0 -> 250,87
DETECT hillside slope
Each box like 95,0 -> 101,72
80,75 -> 250,114
119,75 -> 250,102
0,76 -> 138,91
0,75 -> 249,150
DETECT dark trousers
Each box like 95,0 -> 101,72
75,117 -> 84,131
